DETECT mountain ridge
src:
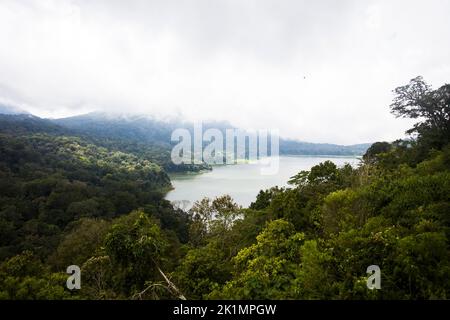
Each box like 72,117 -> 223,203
52,112 -> 371,156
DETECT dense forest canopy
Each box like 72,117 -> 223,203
0,77 -> 449,299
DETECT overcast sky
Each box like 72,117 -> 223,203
0,0 -> 449,144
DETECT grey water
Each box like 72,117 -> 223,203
165,155 -> 360,209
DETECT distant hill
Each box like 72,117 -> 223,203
280,139 -> 371,156
0,110 -> 371,159
54,112 -> 371,156
0,103 -> 30,115
0,113 -> 210,173
0,114 -> 67,135
53,112 -> 179,147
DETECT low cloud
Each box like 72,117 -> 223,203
0,0 -> 448,143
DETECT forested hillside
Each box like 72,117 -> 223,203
0,77 -> 449,299
54,112 -> 370,157
0,128 -> 173,255
173,77 -> 450,300
0,114 -> 211,173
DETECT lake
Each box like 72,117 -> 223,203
165,155 -> 360,209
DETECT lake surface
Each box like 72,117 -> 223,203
165,155 -> 360,209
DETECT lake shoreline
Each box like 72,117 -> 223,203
165,155 -> 360,209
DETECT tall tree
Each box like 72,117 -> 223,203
391,76 -> 450,149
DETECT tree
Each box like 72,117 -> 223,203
391,76 -> 450,150
48,218 -> 111,270
0,251 -> 75,299
288,160 -> 338,187
188,195 -> 242,246
172,242 -> 232,299
363,142 -> 392,164
210,219 -> 305,299
250,187 -> 284,210
103,211 -> 169,296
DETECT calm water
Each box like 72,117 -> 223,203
165,156 -> 360,209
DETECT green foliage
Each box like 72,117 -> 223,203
250,186 -> 284,210
211,220 -> 305,299
363,141 -> 392,164
295,240 -> 335,299
202,77 -> 450,300
390,76 -> 450,151
48,218 -> 111,270
0,131 -> 171,259
0,251 -> 75,299
188,195 -> 242,247
173,242 -> 232,299
1,77 -> 450,300
103,211 -> 169,296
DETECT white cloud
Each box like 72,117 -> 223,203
0,0 -> 448,144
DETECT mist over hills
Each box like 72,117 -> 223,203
0,0 -> 448,301
0,103 -> 30,116
0,108 -> 371,157
0,111 -> 369,190
52,112 -> 371,156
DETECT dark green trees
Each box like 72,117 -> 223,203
391,76 -> 450,150
1,76 -> 449,300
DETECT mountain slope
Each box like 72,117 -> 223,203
0,119 -> 175,260
54,112 -> 371,156
0,104 -> 30,115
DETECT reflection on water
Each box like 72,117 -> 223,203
165,155 -> 360,209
